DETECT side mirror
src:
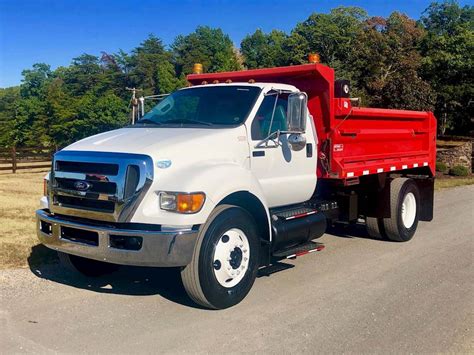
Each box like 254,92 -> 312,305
287,92 -> 308,132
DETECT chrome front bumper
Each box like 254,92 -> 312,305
36,209 -> 199,267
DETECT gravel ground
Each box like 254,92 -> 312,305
1,185 -> 473,353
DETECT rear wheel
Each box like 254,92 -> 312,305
366,217 -> 386,240
383,178 -> 420,242
181,205 -> 260,309
58,252 -> 119,277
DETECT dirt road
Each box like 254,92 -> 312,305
1,185 -> 473,353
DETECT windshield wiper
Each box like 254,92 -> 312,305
136,118 -> 162,125
162,118 -> 212,126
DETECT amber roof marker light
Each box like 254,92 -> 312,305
193,63 -> 203,74
308,53 -> 320,64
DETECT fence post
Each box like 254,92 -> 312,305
11,146 -> 17,173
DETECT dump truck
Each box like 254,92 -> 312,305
36,60 -> 436,309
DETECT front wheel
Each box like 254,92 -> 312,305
181,205 -> 260,309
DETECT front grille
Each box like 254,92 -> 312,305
50,151 -> 153,222
56,160 -> 119,175
55,195 -> 115,213
56,177 -> 117,194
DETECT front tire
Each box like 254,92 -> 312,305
383,178 -> 420,242
181,205 -> 260,309
58,252 -> 119,277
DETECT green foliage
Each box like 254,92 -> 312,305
287,7 -> 367,68
436,161 -> 448,172
172,26 -> 242,75
0,87 -> 20,147
449,165 -> 470,176
351,13 -> 436,110
420,1 -> 473,135
0,2 -> 472,149
241,29 -> 289,69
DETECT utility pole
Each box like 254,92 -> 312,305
126,87 -> 143,124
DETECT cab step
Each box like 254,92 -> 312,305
272,241 -> 325,259
273,207 -> 318,221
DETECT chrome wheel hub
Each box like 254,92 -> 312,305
212,228 -> 250,288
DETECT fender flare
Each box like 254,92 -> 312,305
170,162 -> 272,241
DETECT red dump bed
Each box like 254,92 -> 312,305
187,63 -> 436,180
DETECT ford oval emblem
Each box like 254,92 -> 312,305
74,180 -> 92,191
156,159 -> 172,169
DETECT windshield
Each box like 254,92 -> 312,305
138,86 -> 261,127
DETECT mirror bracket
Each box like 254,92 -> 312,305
254,130 -> 306,149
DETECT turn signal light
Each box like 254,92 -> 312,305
43,178 -> 48,196
177,193 -> 205,213
160,192 -> 206,214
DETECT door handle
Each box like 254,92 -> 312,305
252,151 -> 265,157
306,143 -> 313,158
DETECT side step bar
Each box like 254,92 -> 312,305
273,241 -> 325,259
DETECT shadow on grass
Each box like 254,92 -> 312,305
27,244 -> 58,267
27,245 -> 202,309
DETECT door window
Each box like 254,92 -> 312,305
251,94 -> 288,140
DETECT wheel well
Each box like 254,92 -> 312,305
218,191 -> 270,241
360,173 -> 434,221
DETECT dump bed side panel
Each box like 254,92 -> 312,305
324,101 -> 437,179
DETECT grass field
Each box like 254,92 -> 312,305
1,171 -> 473,269
0,170 -> 57,269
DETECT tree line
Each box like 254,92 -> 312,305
0,1 -> 472,149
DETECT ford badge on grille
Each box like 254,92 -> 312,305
74,181 -> 92,191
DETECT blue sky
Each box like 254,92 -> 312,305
0,0 -> 471,88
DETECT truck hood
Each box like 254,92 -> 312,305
63,126 -> 250,165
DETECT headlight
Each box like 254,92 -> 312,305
159,192 -> 205,214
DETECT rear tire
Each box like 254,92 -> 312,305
58,252 -> 119,277
383,178 -> 420,242
181,205 -> 260,309
366,217 -> 386,240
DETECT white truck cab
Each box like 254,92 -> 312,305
37,82 -> 322,309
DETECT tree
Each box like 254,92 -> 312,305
172,26 -> 242,75
286,7 -> 367,68
156,61 -> 184,94
241,29 -> 288,69
0,4 -> 471,149
0,87 -> 20,147
351,13 -> 436,110
49,90 -> 127,147
420,1 -> 473,134
421,1 -> 473,36
20,63 -> 51,97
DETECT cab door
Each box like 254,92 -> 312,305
248,89 -> 317,208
